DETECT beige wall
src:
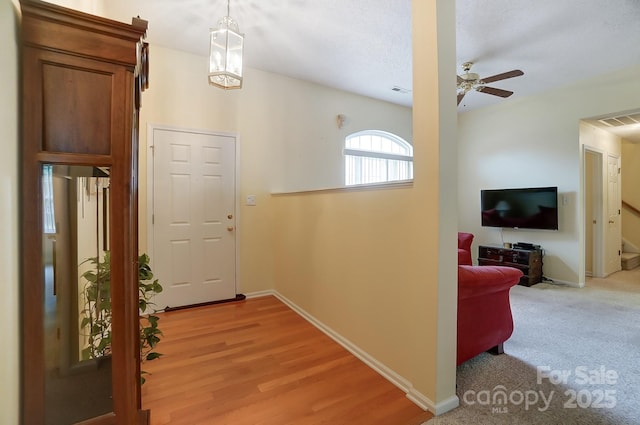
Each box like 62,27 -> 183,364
458,65 -> 640,286
137,45 -> 414,296
0,0 -> 20,423
622,140 -> 640,250
581,121 -> 622,156
272,0 -> 458,410
35,0 -> 104,14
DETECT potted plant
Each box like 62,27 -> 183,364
80,252 -> 163,382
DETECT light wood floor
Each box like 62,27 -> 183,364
141,295 -> 433,425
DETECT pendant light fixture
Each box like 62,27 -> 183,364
209,0 -> 244,89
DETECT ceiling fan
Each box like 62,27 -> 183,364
457,62 -> 524,105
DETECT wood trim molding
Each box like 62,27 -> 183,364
622,200 -> 640,216
20,0 -> 147,67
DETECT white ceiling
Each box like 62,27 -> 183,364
105,0 -> 640,140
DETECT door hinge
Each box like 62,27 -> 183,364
619,250 -> 621,256
152,214 -> 154,225
618,167 -> 621,174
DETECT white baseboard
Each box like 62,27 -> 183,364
243,290 -> 458,415
542,278 -> 582,288
428,393 -> 460,415
244,290 -> 274,299
406,388 -> 459,414
564,280 -> 584,288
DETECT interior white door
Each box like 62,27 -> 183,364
151,128 -> 236,309
605,154 -> 621,275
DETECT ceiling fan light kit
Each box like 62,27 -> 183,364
457,61 -> 523,106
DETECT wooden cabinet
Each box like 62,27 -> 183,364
478,245 -> 543,286
20,1 -> 148,423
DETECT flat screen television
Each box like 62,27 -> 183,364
481,186 -> 559,230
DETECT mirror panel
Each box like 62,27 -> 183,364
43,165 -> 112,424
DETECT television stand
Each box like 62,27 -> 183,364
478,244 -> 543,286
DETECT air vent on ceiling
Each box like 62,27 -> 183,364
598,113 -> 640,127
391,86 -> 411,94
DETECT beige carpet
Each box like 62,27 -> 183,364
426,268 -> 640,424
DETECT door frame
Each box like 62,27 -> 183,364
583,146 -> 605,278
145,124 -> 241,300
605,152 -> 622,275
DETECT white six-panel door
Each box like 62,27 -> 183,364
151,128 -> 236,309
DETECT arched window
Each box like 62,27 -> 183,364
344,130 -> 413,186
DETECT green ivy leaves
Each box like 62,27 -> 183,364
80,251 -> 164,384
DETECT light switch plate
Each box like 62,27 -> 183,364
246,195 -> 257,206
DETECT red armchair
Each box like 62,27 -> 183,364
456,232 -> 523,365
458,232 -> 474,265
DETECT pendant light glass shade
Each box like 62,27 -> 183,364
209,1 -> 244,89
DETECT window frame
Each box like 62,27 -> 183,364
344,130 -> 413,186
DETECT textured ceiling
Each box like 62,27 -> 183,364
456,0 -> 640,110
103,0 -> 640,139
105,0 -> 413,106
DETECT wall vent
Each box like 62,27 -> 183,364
598,113 -> 640,127
391,86 -> 411,94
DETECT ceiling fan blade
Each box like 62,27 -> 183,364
457,92 -> 466,105
477,86 -> 514,98
480,69 -> 523,84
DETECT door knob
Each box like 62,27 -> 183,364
227,226 -> 234,231
609,220 -> 614,224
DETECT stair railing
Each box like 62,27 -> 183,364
622,200 -> 640,216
